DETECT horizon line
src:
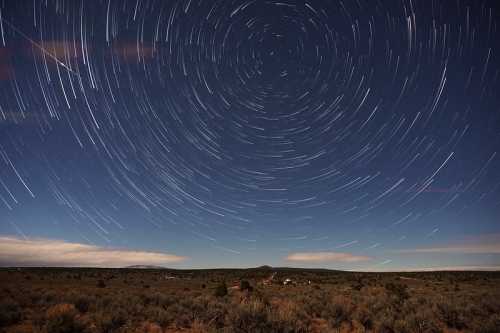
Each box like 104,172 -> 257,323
1,265 -> 499,273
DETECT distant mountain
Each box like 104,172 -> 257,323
255,265 -> 273,270
124,265 -> 166,269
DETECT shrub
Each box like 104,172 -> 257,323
144,306 -> 173,327
0,298 -> 22,327
473,314 -> 500,333
325,295 -> 353,328
95,308 -> 127,333
134,321 -> 162,333
385,282 -> 409,301
226,299 -> 270,332
73,295 -> 92,313
269,300 -> 310,332
435,300 -> 466,329
145,292 -> 176,308
352,278 -> 364,291
354,307 -> 373,330
167,303 -> 192,327
240,280 -> 253,292
96,295 -> 114,310
375,318 -> 396,333
189,319 -> 218,333
394,307 -> 440,333
41,291 -> 58,305
214,282 -> 228,297
44,303 -> 86,333
97,280 -> 106,288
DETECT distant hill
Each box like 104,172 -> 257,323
124,265 -> 166,269
255,265 -> 272,270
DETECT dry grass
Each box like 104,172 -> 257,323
0,268 -> 499,332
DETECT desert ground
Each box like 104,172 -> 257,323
1,267 -> 499,333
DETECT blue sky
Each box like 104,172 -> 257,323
0,0 -> 499,270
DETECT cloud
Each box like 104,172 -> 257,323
356,265 -> 500,272
286,252 -> 371,263
410,265 -> 500,271
33,41 -> 85,59
112,42 -> 155,62
396,243 -> 500,254
0,236 -> 187,267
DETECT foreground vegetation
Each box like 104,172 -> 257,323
1,267 -> 499,332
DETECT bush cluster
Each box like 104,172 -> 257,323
1,268 -> 500,332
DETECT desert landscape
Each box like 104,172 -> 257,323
1,267 -> 499,333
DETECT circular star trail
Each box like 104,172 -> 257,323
0,0 -> 499,265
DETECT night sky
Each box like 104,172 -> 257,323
0,0 -> 499,270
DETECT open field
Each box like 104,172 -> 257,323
1,267 -> 499,333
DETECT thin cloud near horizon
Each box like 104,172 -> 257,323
0,236 -> 187,268
286,251 -> 372,263
355,265 -> 500,272
2,235 -> 498,270
395,242 -> 500,255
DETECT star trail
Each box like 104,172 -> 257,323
0,0 -> 499,270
